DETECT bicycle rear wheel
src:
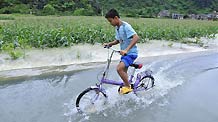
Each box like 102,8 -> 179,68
76,87 -> 107,114
136,76 -> 155,91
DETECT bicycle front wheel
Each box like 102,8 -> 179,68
76,87 -> 107,114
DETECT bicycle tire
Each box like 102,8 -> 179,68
136,75 -> 155,91
117,76 -> 155,93
76,87 -> 107,113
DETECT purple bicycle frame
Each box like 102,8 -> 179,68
99,68 -> 143,93
93,47 -> 148,94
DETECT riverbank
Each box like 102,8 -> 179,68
0,37 -> 218,81
0,40 -> 209,71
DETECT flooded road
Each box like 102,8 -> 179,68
0,50 -> 218,122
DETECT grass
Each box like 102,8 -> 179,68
0,14 -> 15,20
0,15 -> 218,59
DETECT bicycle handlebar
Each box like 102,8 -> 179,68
104,45 -> 126,56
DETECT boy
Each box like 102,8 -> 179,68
104,9 -> 140,94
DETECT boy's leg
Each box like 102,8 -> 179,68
117,62 -> 133,94
117,62 -> 130,87
118,55 -> 137,94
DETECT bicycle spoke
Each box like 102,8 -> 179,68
76,88 -> 107,114
135,76 -> 155,92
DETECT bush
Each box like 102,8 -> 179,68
0,4 -> 30,14
73,8 -> 85,16
73,8 -> 95,16
42,4 -> 56,15
14,4 -> 30,14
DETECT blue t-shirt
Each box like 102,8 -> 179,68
115,21 -> 138,55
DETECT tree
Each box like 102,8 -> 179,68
1,0 -> 218,16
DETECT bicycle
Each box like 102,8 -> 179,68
75,46 -> 155,113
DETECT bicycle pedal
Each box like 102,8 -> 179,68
118,86 -> 122,93
131,84 -> 134,89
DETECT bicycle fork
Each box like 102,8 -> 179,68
95,83 -> 108,98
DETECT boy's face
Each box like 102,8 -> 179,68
106,16 -> 119,27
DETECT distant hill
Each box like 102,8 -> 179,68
0,0 -> 217,17
99,0 -> 218,17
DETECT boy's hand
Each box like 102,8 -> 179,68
103,43 -> 109,47
103,43 -> 111,48
120,50 -> 127,56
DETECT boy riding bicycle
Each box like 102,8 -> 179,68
104,9 -> 140,94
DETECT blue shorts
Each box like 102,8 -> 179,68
121,55 -> 138,67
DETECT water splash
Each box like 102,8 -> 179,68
64,59 -> 185,122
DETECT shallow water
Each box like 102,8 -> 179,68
0,50 -> 218,122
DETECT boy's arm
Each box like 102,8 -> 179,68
104,40 -> 119,47
120,34 -> 139,55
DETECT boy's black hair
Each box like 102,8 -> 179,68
105,9 -> 120,18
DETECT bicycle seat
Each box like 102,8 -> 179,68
130,63 -> 143,69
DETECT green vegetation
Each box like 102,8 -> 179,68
0,15 -> 218,59
0,1 -> 217,60
0,15 -> 15,20
0,0 -> 217,17
100,0 -> 218,17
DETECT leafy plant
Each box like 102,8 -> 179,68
9,50 -> 23,60
0,16 -> 218,59
0,16 -> 15,20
